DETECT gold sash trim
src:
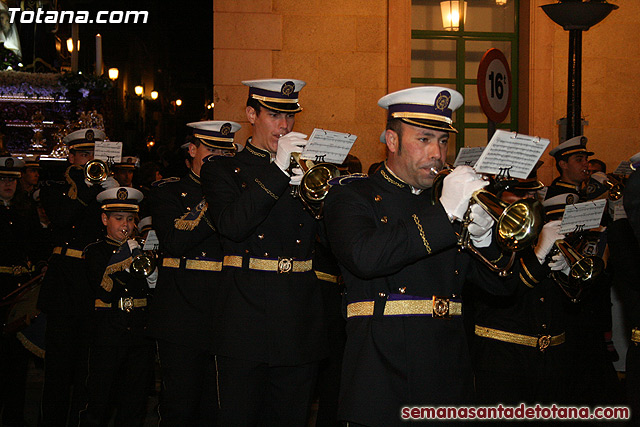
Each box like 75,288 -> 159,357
346,298 -> 462,318
95,298 -> 147,309
475,325 -> 565,351
223,255 -> 312,273
315,271 -> 340,283
52,246 -> 84,259
631,327 -> 640,343
162,257 -> 222,272
0,265 -> 32,275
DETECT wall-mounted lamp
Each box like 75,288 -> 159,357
175,99 -> 182,107
108,68 -> 119,81
150,91 -> 159,100
206,102 -> 214,110
496,0 -> 507,6
134,85 -> 144,96
440,1 -> 467,31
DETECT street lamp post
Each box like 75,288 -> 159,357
541,0 -> 617,141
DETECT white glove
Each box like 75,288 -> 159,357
127,239 -> 140,252
274,132 -> 308,174
468,204 -> 494,248
146,268 -> 158,288
439,166 -> 489,220
101,176 -> 119,190
534,220 -> 564,265
549,253 -> 571,275
289,167 -> 304,186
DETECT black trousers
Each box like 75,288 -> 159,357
0,334 -> 29,426
79,343 -> 153,427
626,344 -> 640,426
156,339 -> 217,426
41,314 -> 89,427
215,355 -> 318,427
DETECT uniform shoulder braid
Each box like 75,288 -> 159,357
152,177 -> 180,187
327,173 -> 368,187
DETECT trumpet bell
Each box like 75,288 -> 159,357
301,163 -> 342,204
570,256 -> 604,282
496,198 -> 544,251
84,159 -> 109,184
473,190 -> 544,252
130,253 -> 156,278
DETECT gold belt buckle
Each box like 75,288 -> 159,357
432,296 -> 450,318
120,297 -> 134,312
538,335 -> 551,352
278,257 -> 293,274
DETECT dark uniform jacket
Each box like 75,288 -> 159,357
200,142 -> 327,366
37,165 -> 103,315
1,193 -> 44,317
322,164 -> 511,427
84,238 -> 151,346
470,247 -> 568,403
147,171 -> 221,352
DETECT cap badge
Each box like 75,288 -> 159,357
117,188 -> 128,200
281,81 -> 295,96
85,129 -> 95,141
220,123 -> 232,136
566,194 -> 577,204
5,158 -> 14,168
434,91 -> 451,111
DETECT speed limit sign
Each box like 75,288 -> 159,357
477,48 -> 512,123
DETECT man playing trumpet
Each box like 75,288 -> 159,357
322,86 -> 515,426
200,79 -> 327,426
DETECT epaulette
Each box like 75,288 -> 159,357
203,154 -> 226,163
328,173 -> 368,186
152,177 -> 180,187
82,239 -> 103,254
42,180 -> 66,187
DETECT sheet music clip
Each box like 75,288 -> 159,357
496,166 -> 513,179
510,132 -> 518,139
573,224 -> 586,234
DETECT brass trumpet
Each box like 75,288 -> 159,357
604,174 -> 624,201
122,229 -> 157,279
459,189 -> 544,276
289,153 -> 343,219
549,239 -> 604,303
84,159 -> 110,184
431,169 -> 545,276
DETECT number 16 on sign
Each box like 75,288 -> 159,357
477,48 -> 512,131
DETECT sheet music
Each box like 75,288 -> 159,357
559,199 -> 607,234
94,141 -> 122,164
474,130 -> 549,179
142,230 -> 159,251
613,161 -> 632,176
301,129 -> 357,165
453,147 -> 484,167
613,203 -> 627,221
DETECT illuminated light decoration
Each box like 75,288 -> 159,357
150,91 -> 158,100
134,85 -> 143,96
108,68 -> 119,81
440,1 -> 468,31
